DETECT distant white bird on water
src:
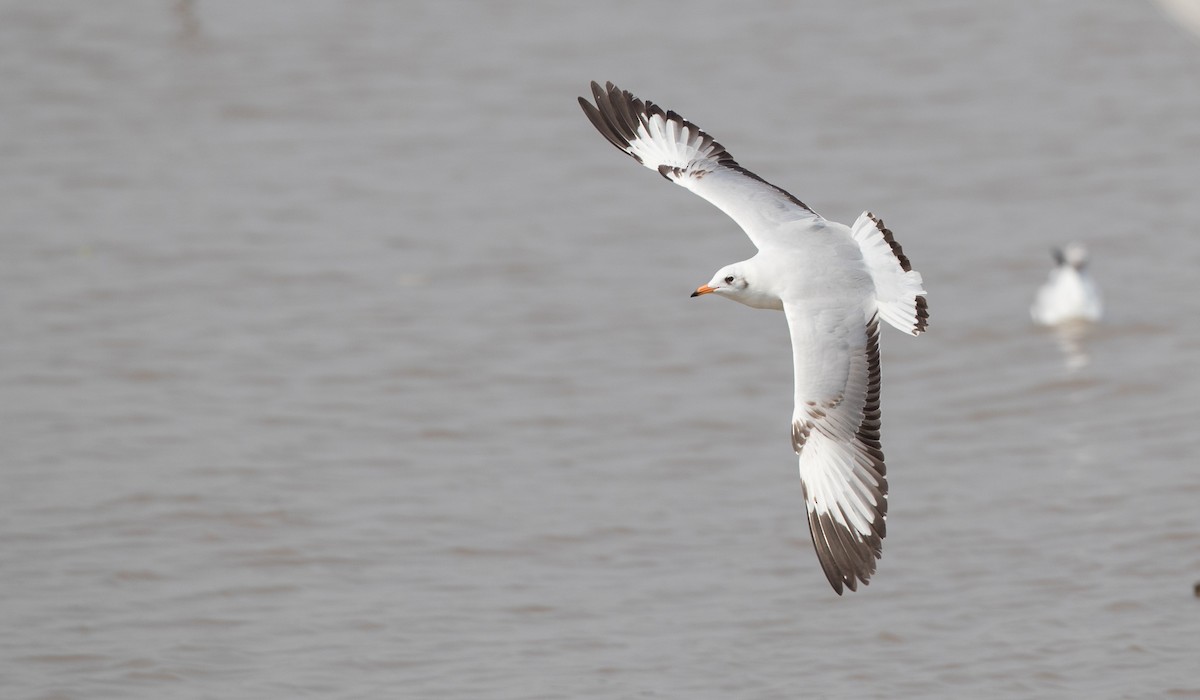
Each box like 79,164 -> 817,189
578,81 -> 928,594
1030,243 -> 1102,325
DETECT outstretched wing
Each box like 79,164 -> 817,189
579,81 -> 823,251
784,302 -> 888,594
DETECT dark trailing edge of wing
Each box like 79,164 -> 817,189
803,316 -> 887,595
578,81 -> 815,213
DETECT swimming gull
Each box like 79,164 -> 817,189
1030,242 -> 1103,325
578,81 -> 928,594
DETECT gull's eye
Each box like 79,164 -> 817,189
724,275 -> 735,284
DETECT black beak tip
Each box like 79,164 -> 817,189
689,290 -> 700,298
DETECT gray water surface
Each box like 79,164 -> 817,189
2,1 -> 1199,698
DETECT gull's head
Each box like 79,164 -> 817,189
692,264 -> 748,298
691,263 -> 780,309
1054,242 -> 1090,271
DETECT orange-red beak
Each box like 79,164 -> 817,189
690,285 -> 715,298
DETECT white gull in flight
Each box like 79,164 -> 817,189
1030,242 -> 1103,326
579,81 -> 928,594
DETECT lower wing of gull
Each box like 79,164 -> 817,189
786,304 -> 887,594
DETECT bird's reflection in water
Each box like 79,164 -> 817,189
1046,319 -> 1095,372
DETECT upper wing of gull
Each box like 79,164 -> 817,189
579,81 -> 823,251
785,302 -> 887,595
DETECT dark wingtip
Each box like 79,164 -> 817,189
579,82 -> 636,157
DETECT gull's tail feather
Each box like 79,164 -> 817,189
851,212 -> 928,336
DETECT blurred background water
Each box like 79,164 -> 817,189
2,1 -> 1199,698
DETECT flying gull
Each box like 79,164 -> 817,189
578,81 -> 928,594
